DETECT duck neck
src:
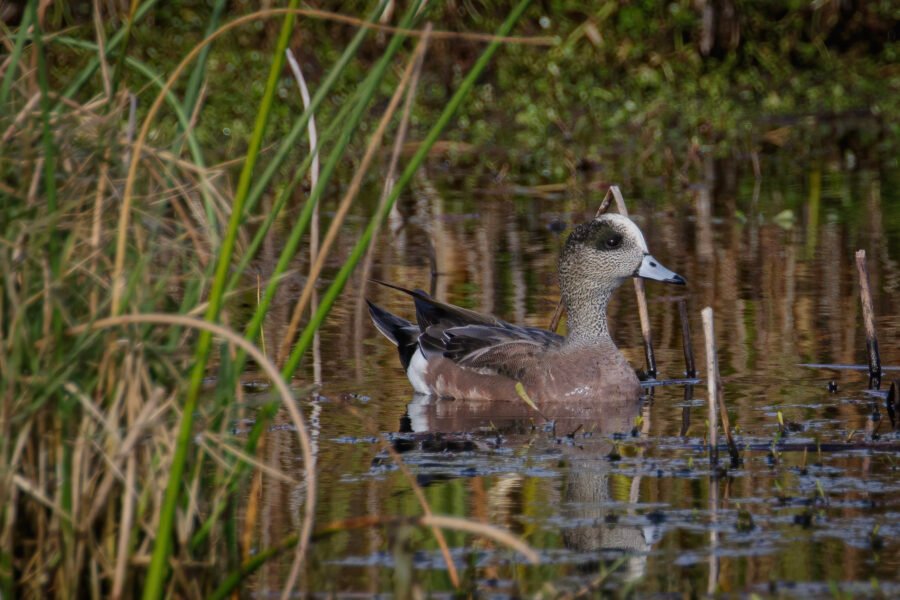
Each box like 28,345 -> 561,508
562,287 -> 612,346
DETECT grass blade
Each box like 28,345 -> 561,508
237,0 -> 424,357
142,2 -> 303,596
241,0 -> 390,217
29,2 -> 58,217
55,0 -> 160,110
0,6 -> 32,108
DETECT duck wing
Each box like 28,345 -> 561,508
371,279 -> 563,379
422,323 -> 563,379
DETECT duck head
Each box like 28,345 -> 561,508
560,213 -> 684,287
558,213 -> 685,342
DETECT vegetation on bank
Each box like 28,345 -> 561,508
1,0 -> 538,596
19,1 -> 898,179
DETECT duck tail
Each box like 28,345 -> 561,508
366,300 -> 420,370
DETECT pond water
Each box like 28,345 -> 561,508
244,153 -> 900,597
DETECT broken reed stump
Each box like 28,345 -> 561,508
702,307 -> 720,464
855,250 -> 882,389
887,380 -> 899,429
701,307 -> 740,466
679,299 -> 696,437
679,298 -> 697,378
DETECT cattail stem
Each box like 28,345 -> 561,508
702,307 -> 719,465
702,307 -> 740,466
855,250 -> 882,389
679,298 -> 696,378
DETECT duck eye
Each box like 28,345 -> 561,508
604,235 -> 623,249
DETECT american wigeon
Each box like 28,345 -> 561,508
368,213 -> 685,403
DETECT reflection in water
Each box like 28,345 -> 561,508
246,157 -> 900,596
404,395 -> 640,435
402,392 -> 658,584
560,455 -> 661,585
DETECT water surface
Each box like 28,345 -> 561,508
246,154 -> 900,597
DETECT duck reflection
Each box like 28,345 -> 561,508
403,394 -> 640,436
397,394 -> 660,585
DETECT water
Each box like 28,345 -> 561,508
245,156 -> 900,597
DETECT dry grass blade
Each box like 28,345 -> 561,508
285,46 -> 323,387
63,382 -> 121,442
420,515 -> 540,564
13,475 -> 73,525
279,47 -> 327,598
112,379 -> 139,600
199,433 -> 300,485
1,92 -> 42,145
67,313 -> 317,574
312,514 -> 539,564
354,21 -> 431,336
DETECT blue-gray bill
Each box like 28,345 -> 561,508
635,254 -> 686,285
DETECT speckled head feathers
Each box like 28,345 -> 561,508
559,214 -> 650,285
563,214 -> 648,256
558,213 -> 675,343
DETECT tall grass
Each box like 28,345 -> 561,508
0,1 -> 537,597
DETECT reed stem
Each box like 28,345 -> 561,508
142,3 -> 302,596
855,249 -> 882,389
701,307 -> 740,466
702,307 -> 719,465
679,298 -> 696,378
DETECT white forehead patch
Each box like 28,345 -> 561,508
599,213 -> 649,252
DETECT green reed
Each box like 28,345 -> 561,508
143,1 -> 302,595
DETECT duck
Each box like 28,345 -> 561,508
367,213 -> 685,403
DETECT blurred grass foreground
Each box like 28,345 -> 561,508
1,0 -> 897,597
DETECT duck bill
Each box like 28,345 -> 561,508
635,254 -> 686,285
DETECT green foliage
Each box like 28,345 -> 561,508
28,1 -> 899,188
